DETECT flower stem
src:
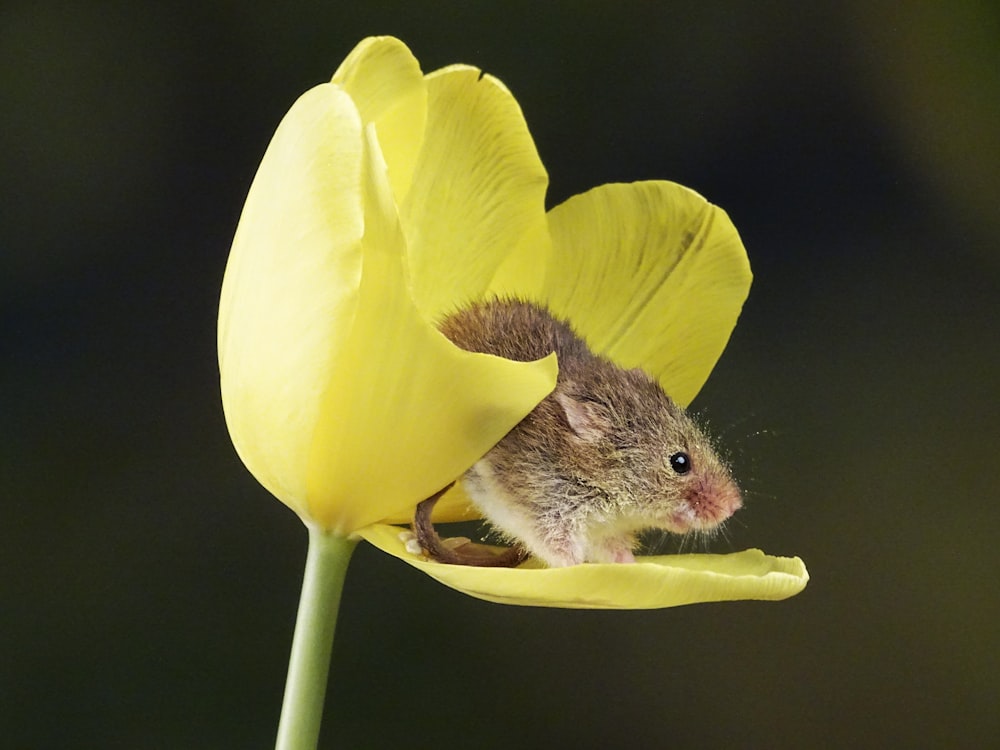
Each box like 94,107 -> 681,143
275,526 -> 358,750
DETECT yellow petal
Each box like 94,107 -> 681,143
219,85 -> 557,533
306,127 -> 557,532
401,65 -> 549,319
331,36 -> 427,205
219,83 -> 365,522
358,524 -> 809,609
543,181 -> 752,407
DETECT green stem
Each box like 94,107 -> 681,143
275,526 -> 359,750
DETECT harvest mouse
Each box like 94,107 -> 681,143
411,298 -> 742,568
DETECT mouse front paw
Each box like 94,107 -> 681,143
585,535 -> 639,564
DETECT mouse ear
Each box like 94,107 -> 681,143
555,392 -> 612,441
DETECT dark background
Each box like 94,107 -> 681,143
3,2 -> 998,748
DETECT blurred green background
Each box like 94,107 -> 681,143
3,2 -> 998,748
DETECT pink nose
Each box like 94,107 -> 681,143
689,479 -> 742,525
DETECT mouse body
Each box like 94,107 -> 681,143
431,298 -> 742,568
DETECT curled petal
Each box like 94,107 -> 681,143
358,524 -> 809,609
219,84 -> 557,534
402,65 -> 550,319
543,181 -> 752,407
307,128 -> 557,532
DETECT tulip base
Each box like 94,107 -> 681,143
275,526 -> 358,750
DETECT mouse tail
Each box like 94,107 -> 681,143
412,483 -> 529,567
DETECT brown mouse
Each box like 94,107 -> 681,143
411,298 -> 742,568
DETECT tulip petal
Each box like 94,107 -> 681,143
543,181 -> 752,407
219,85 -> 558,533
219,84 -> 366,523
401,65 -> 550,319
301,125 -> 558,533
358,524 -> 809,609
331,36 -> 427,205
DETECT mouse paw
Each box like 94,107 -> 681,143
587,536 -> 638,564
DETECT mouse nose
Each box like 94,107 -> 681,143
686,476 -> 742,526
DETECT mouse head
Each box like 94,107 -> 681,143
554,368 -> 742,534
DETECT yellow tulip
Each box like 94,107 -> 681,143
219,36 -> 808,609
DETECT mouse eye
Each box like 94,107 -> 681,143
669,452 -> 691,474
